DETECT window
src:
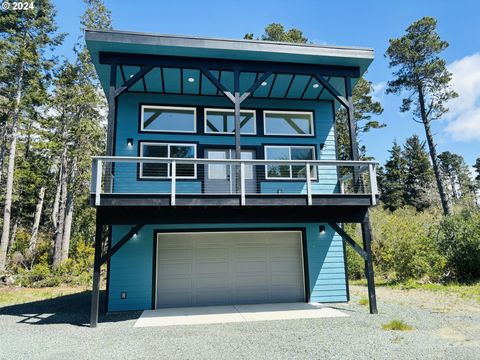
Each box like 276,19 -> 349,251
140,143 -> 196,179
264,111 -> 314,136
141,106 -> 196,133
265,145 -> 316,179
205,108 -> 256,134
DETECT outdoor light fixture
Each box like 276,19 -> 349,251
187,77 -> 195,83
261,81 -> 268,86
313,83 -> 320,88
127,138 -> 133,147
319,225 -> 326,235
133,232 -> 138,238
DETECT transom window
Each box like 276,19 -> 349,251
140,142 -> 196,179
264,110 -> 314,136
205,108 -> 256,134
265,145 -> 317,179
141,106 -> 196,133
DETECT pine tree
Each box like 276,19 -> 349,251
438,151 -> 474,201
385,17 -> 457,216
0,0 -> 63,270
381,141 -> 407,211
403,135 -> 436,211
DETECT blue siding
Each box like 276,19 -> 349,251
112,92 -> 338,194
108,223 -> 347,312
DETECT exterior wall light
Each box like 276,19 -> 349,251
313,83 -> 320,88
127,138 -> 133,147
261,81 -> 268,86
319,225 -> 326,235
133,232 -> 138,238
187,77 -> 195,83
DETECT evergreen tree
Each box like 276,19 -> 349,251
403,135 -> 436,211
0,0 -> 64,270
385,17 -> 457,216
381,141 -> 407,211
438,151 -> 474,201
244,23 -> 307,43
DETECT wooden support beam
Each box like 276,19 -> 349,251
200,68 -> 235,103
361,213 -> 378,314
90,212 -> 103,328
100,224 -> 144,265
313,74 -> 349,109
114,65 -> 154,98
239,71 -> 272,102
328,222 -> 367,260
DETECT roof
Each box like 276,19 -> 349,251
85,29 -> 374,99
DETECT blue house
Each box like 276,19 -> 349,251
86,30 -> 379,327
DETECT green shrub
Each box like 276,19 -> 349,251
370,206 -> 445,282
437,208 -> 480,281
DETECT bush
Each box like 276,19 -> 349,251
437,208 -> 480,281
370,206 -> 446,282
344,223 -> 365,280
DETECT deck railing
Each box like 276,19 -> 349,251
91,156 -> 379,206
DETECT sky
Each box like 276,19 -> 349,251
53,0 -> 480,167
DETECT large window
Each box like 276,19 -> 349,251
141,106 -> 196,133
264,111 -> 314,136
140,142 -> 196,179
204,108 -> 256,134
265,145 -> 316,179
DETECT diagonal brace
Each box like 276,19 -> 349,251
200,68 -> 235,103
100,224 -> 144,265
328,222 -> 367,260
239,71 -> 272,102
114,65 -> 154,98
313,74 -> 349,109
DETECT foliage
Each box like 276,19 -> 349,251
437,208 -> 480,280
358,297 -> 368,306
369,206 -> 445,282
382,319 -> 413,331
381,141 -> 407,211
438,151 -> 475,202
403,135 -> 436,211
385,16 -> 457,216
244,23 -> 307,43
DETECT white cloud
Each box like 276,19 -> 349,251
372,81 -> 386,102
445,53 -> 480,141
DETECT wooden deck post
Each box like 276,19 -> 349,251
361,212 -> 378,314
90,211 -> 103,328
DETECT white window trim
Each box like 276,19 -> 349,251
141,105 -> 197,133
264,145 -> 317,180
263,110 -> 314,136
140,142 -> 197,179
204,108 -> 257,135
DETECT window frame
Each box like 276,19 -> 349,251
264,145 -> 317,180
204,108 -> 257,135
263,110 -> 315,136
140,105 -> 197,133
139,142 -> 197,179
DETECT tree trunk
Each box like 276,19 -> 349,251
0,120 -> 9,185
29,186 -> 46,252
61,190 -> 74,261
9,218 -> 19,251
418,86 -> 452,216
52,165 -> 62,229
53,147 -> 68,267
0,60 -> 24,271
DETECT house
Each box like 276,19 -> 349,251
85,29 -> 379,327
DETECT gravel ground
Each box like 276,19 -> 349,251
0,285 -> 479,360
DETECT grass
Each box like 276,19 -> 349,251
358,297 -> 369,306
350,279 -> 480,303
0,286 -> 88,306
382,320 -> 413,331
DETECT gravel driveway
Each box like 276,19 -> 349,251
1,286 -> 479,360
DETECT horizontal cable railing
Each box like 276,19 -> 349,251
91,156 -> 379,206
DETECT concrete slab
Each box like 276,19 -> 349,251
134,303 -> 348,328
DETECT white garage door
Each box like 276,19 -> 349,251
155,231 -> 305,308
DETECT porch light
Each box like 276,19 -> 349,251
187,77 -> 195,83
261,81 -> 268,86
319,225 -> 326,235
313,83 -> 320,88
133,232 -> 138,238
127,138 -> 134,147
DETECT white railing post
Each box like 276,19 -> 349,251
240,162 -> 246,205
95,159 -> 102,206
171,160 -> 176,206
306,162 -> 312,206
369,163 -> 378,205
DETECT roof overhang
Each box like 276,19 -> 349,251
85,29 -> 374,99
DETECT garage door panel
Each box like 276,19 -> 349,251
156,231 -> 304,308
157,262 -> 192,276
